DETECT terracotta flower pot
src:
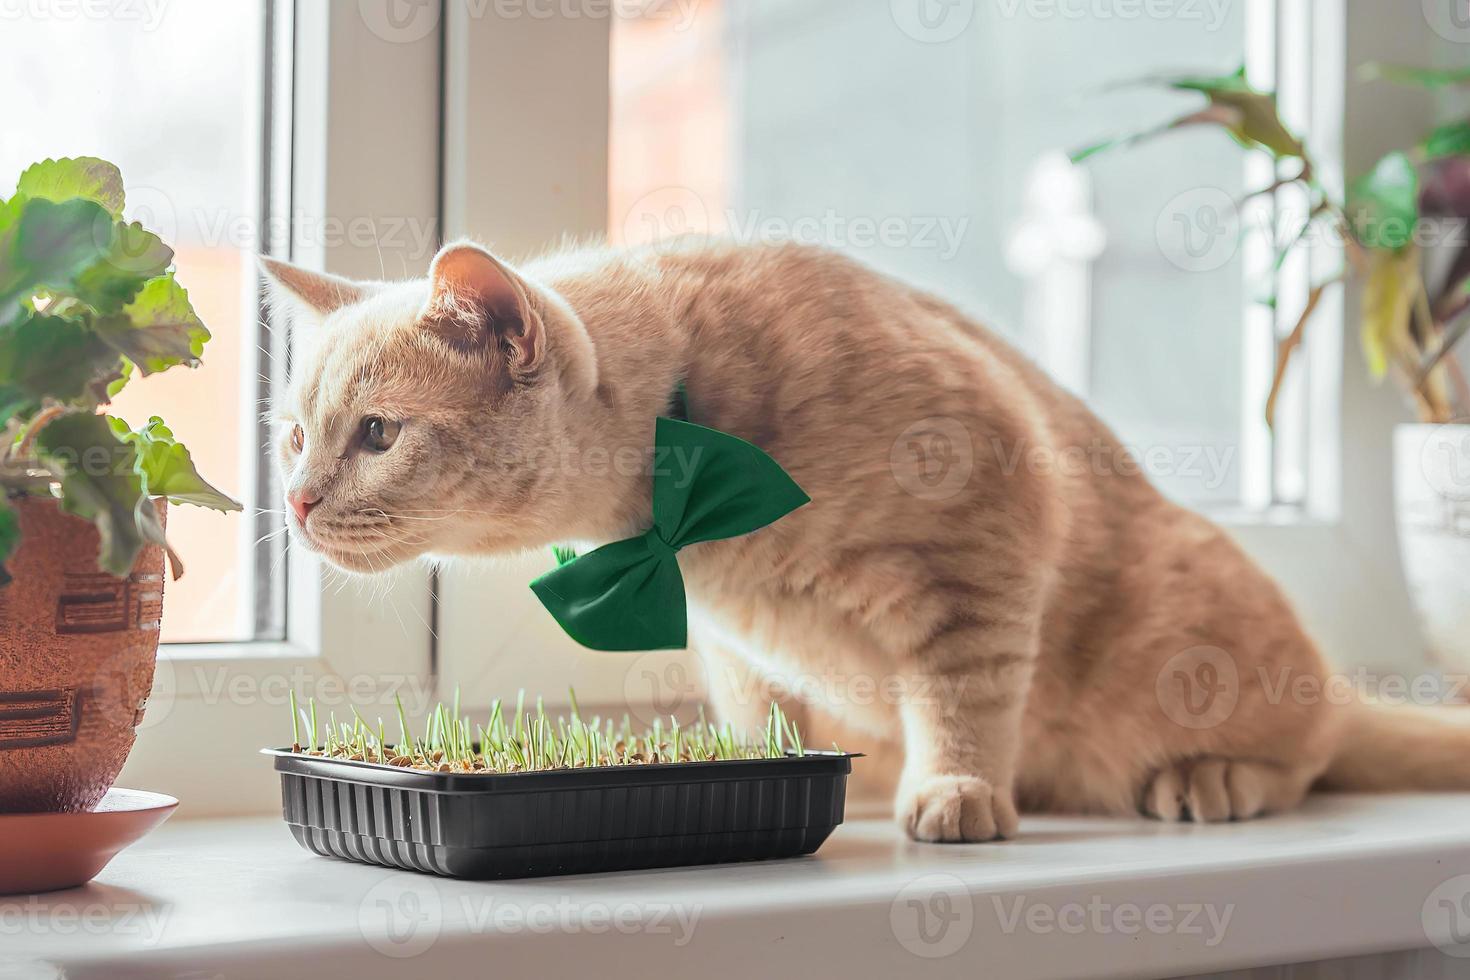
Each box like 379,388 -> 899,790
0,496 -> 166,813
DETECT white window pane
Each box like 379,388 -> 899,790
1,3 -> 280,642
611,0 -> 1252,507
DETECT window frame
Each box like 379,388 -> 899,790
125,0 -> 1449,814
429,0 -> 1439,705
119,0 -> 442,814
1225,0 -> 1433,677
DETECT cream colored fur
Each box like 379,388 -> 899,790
264,239 -> 1470,843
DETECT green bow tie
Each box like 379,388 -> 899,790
530,414 -> 809,651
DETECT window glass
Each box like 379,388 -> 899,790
1,2 -> 282,641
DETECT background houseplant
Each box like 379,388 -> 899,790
0,157 -> 239,812
1075,67 -> 1470,671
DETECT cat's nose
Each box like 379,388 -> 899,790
287,489 -> 322,525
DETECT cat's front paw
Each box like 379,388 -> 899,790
898,773 -> 1018,843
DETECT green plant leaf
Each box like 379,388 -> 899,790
74,221 -> 173,314
112,415 -> 241,512
104,357 -> 134,401
1422,120 -> 1470,160
0,197 -> 114,323
0,312 -> 119,406
1168,69 -> 1305,159
15,158 -> 126,219
1074,67 -> 1305,164
33,411 -> 147,577
1361,248 -> 1418,378
1347,151 -> 1419,251
0,393 -> 32,428
1361,63 -> 1470,90
0,498 -> 18,586
94,274 -> 209,374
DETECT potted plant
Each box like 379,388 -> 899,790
1074,66 -> 1470,672
0,157 -> 239,813
267,691 -> 855,879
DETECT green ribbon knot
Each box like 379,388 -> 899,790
530,415 -> 809,652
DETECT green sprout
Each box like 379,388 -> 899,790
289,690 -> 301,750
285,690 -> 814,774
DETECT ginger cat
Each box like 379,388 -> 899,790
264,239 -> 1470,842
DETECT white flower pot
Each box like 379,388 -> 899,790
1395,422 -> 1470,670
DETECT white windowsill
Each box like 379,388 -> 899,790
9,794 -> 1470,979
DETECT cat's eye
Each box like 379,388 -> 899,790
289,424 -> 304,453
361,416 -> 401,453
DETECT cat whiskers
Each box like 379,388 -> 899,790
254,524 -> 291,548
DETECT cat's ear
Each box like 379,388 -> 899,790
421,241 -> 543,374
258,256 -> 370,321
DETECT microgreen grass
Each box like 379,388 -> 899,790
285,689 -> 813,773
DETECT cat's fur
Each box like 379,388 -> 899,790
264,239 -> 1470,842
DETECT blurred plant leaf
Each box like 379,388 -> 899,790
1266,280 -> 1334,428
1418,308 -> 1470,392
1419,157 -> 1470,225
1361,247 -> 1419,378
1072,66 -> 1305,163
1347,151 -> 1419,250
15,157 -> 126,219
33,410 -> 147,577
94,274 -> 208,374
109,415 -> 240,512
1422,120 -> 1470,160
1361,63 -> 1470,89
1169,68 -> 1305,158
0,498 -> 17,586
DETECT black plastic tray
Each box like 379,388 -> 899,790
266,749 -> 854,879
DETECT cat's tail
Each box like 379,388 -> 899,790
1318,699 -> 1470,791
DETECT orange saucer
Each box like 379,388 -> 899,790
0,788 -> 178,895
